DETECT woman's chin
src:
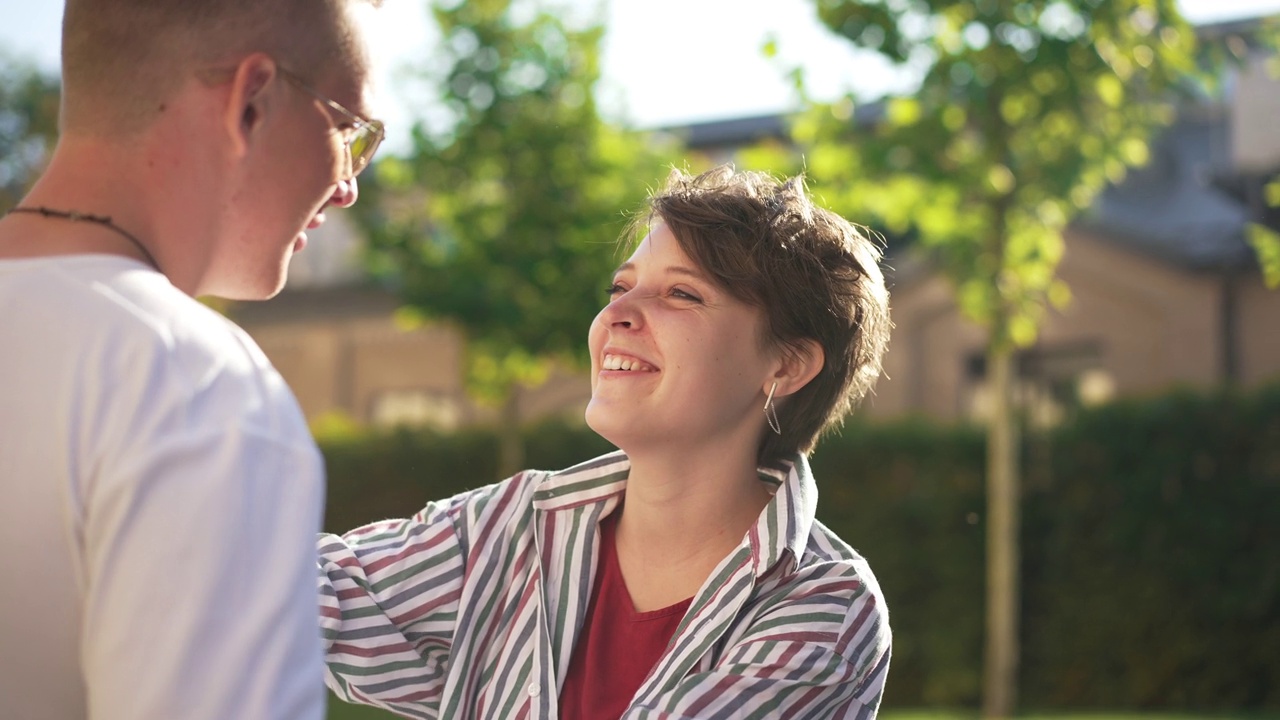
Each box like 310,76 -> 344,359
584,405 -> 642,450
583,404 -> 614,441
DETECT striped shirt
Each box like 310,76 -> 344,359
319,451 -> 891,719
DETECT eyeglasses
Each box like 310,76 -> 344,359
278,67 -> 385,179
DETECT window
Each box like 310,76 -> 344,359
964,342 -> 1114,427
370,390 -> 461,430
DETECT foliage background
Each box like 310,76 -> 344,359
0,55 -> 58,209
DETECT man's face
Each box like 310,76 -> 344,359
214,5 -> 376,300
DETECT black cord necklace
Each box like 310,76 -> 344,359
5,206 -> 159,270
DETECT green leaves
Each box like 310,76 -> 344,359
795,0 -> 1196,350
1253,179 -> 1280,290
1094,74 -> 1125,107
887,97 -> 922,127
1248,223 -> 1280,290
353,1 -> 675,405
0,56 -> 59,210
1266,178 -> 1280,207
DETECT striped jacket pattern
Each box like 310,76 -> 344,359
318,450 -> 892,719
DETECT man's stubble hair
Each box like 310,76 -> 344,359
60,0 -> 380,135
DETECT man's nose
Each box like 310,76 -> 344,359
330,176 -> 359,208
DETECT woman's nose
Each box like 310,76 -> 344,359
599,290 -> 644,330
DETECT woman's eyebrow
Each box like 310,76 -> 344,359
611,262 -> 708,282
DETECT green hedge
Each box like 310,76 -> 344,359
318,384 -> 1280,713
1020,387 -> 1280,710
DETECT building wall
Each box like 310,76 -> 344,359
868,231 -> 1278,423
867,268 -> 981,421
1047,231 -> 1220,394
1239,275 -> 1280,388
1231,51 -> 1280,173
247,315 -> 470,428
250,324 -> 346,418
237,296 -> 595,431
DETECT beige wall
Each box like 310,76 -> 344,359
866,267 -> 982,421
1048,232 -> 1220,393
1239,275 -> 1280,388
868,231 -> 1279,422
247,315 -> 469,428
235,292 -> 593,430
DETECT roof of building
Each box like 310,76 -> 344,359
672,17 -> 1278,273
1073,108 -> 1264,270
672,114 -> 788,148
677,104 -> 1273,273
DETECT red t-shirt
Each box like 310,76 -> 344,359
558,511 -> 693,720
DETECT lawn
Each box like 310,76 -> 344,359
326,695 -> 396,719
881,714 -> 1275,720
325,698 -> 1277,720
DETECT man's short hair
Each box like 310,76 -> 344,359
638,165 -> 892,465
60,0 -> 379,133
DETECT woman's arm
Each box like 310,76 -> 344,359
317,497 -> 468,716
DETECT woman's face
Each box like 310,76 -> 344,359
585,222 -> 778,454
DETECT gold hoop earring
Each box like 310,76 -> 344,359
764,381 -> 782,435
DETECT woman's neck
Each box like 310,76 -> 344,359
610,443 -> 775,611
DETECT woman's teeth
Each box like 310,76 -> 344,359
602,354 -> 656,372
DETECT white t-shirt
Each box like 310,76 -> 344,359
0,255 -> 326,719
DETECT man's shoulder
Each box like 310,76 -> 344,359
4,256 -> 245,353
3,256 -> 304,435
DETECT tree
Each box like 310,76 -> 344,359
788,1 -> 1199,715
1249,179 -> 1280,288
352,0 -> 674,475
0,56 -> 60,210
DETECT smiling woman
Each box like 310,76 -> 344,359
317,164 -> 895,719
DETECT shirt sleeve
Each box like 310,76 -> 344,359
317,496 -> 468,716
626,570 -> 892,720
80,425 -> 327,720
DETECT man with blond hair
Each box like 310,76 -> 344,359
0,0 -> 384,717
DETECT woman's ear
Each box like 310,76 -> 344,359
769,338 -> 824,398
222,54 -> 278,159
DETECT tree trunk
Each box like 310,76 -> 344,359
982,345 -> 1020,718
1219,265 -> 1240,387
498,386 -> 524,478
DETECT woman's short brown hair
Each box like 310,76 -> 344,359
636,165 -> 891,464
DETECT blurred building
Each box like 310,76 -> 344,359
870,99 -> 1280,425
228,211 -> 590,431
670,22 -> 1280,426
229,19 -> 1280,430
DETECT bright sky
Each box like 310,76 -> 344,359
1,0 -> 1277,154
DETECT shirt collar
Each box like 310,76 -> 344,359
533,451 -> 818,578
748,454 -> 817,576
531,450 -> 630,510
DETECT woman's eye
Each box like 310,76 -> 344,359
605,283 -> 626,297
671,288 -> 702,303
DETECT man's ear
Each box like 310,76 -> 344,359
222,54 -> 278,159
769,338 -> 824,398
